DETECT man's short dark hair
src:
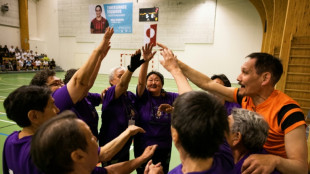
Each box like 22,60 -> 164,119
3,85 -> 51,127
30,69 -> 56,86
63,68 -> 78,84
172,91 -> 228,159
31,111 -> 88,174
246,53 -> 283,85
211,74 -> 231,87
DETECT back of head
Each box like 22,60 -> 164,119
172,91 -> 228,159
3,85 -> 51,127
63,69 -> 78,84
211,74 -> 231,87
231,108 -> 269,152
30,69 -> 56,86
31,110 -> 87,174
246,53 -> 283,85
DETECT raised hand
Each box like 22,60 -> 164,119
157,42 -> 168,51
127,49 -> 144,72
142,43 -> 157,62
99,27 -> 114,59
159,48 -> 180,73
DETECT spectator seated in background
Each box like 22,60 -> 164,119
49,58 -> 56,69
31,110 -> 158,174
9,45 -> 15,57
167,91 -> 234,174
227,108 -> 280,174
211,74 -> 241,115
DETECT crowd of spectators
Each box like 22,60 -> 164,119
0,44 -> 56,72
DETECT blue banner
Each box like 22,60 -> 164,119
104,2 -> 133,34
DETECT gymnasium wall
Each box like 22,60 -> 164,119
4,0 -> 263,84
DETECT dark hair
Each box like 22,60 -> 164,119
246,53 -> 283,85
211,74 -> 231,87
146,71 -> 164,86
30,69 -> 56,86
95,5 -> 102,11
63,69 -> 78,84
31,110 -> 88,174
3,85 -> 51,127
172,91 -> 228,159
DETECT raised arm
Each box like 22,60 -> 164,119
99,125 -> 145,162
176,54 -> 235,102
158,45 -> 192,94
67,27 -> 114,104
137,43 -> 157,97
242,125 -> 307,174
114,49 -> 144,99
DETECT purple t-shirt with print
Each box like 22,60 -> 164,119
71,92 -> 101,138
2,131 -> 43,174
99,85 -> 137,161
134,89 -> 178,151
169,142 -> 234,174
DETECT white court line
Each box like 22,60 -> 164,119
0,119 -> 15,124
0,87 -> 17,91
0,112 -> 6,114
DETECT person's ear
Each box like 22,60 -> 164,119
71,149 -> 86,163
232,132 -> 242,146
28,110 -> 39,124
171,127 -> 180,147
261,72 -> 271,86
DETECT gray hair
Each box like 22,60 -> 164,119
231,108 -> 269,152
109,66 -> 126,86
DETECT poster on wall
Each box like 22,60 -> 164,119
144,24 -> 157,46
103,2 -> 133,34
139,7 -> 159,22
89,4 -> 109,34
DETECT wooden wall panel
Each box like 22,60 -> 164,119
261,0 -> 274,53
19,0 -> 29,51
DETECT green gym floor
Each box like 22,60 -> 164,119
0,71 -> 204,173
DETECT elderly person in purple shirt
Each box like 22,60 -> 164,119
134,44 -> 192,174
99,48 -> 151,166
63,68 -> 102,139
227,108 -> 280,174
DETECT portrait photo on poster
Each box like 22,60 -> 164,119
89,4 -> 109,34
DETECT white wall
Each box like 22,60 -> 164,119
0,0 -> 20,48
27,0 -> 262,84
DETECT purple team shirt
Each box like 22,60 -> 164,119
224,101 -> 241,116
134,89 -> 178,151
71,92 -> 101,138
52,85 -> 74,112
99,85 -> 137,161
169,142 -> 234,174
233,149 -> 280,174
3,131 -> 43,174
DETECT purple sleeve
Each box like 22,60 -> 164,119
216,140 -> 234,169
101,86 -> 116,109
91,167 -> 107,174
52,85 -> 73,112
87,93 -> 102,107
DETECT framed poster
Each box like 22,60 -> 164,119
103,2 -> 133,33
